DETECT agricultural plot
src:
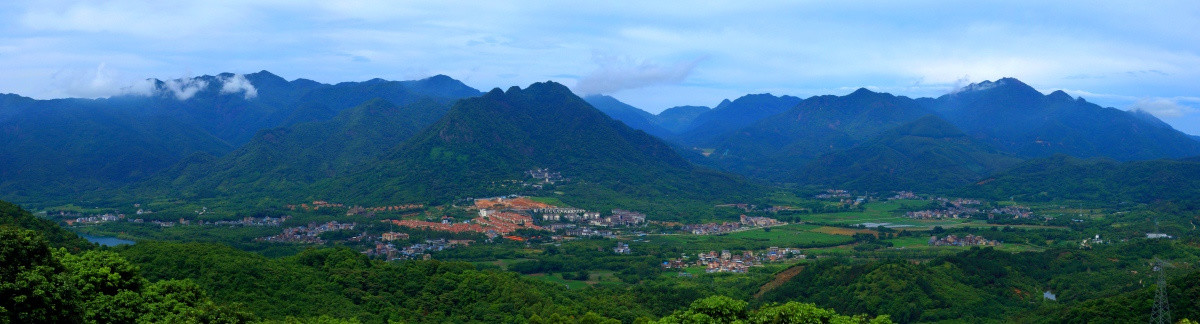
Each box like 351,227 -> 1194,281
527,270 -> 619,289
883,236 -> 1044,253
645,224 -> 854,252
527,273 -> 589,290
799,200 -> 984,228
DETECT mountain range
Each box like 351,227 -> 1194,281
0,72 -> 479,203
799,115 -> 1022,193
146,81 -> 756,217
587,78 -> 1200,190
3,72 -> 1199,212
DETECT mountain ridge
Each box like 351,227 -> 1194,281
0,71 -> 482,204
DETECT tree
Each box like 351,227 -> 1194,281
753,302 -> 892,324
656,295 -> 892,324
657,295 -> 748,323
1,226 -> 251,323
0,225 -> 81,323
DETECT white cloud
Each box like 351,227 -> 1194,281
50,62 -> 156,98
573,54 -> 703,95
220,74 -> 257,99
51,62 -> 121,98
123,79 -> 156,97
161,77 -> 208,101
1129,98 -> 1199,118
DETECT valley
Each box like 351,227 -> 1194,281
4,73 -> 1200,323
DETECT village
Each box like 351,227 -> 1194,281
661,246 -> 808,274
363,238 -> 475,261
62,211 -> 292,228
906,205 -> 1034,220
682,214 -> 785,235
257,221 -> 356,244
927,234 -> 1001,247
379,196 -> 651,241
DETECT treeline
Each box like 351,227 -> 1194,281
1,226 -> 252,323
0,200 -> 93,252
963,155 -> 1200,209
759,242 -> 1200,323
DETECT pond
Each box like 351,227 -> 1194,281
81,234 -> 135,247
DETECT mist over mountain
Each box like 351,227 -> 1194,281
656,105 -> 711,133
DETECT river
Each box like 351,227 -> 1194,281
81,234 -> 135,247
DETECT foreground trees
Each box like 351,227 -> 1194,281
657,295 -> 892,324
0,226 -> 250,323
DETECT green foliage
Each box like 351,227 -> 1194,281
800,115 -> 1022,192
656,295 -> 891,324
758,241 -> 1200,323
323,82 -> 763,214
0,200 -> 93,252
0,225 -> 250,323
0,225 -> 80,323
1034,268 -> 1200,323
964,155 -> 1200,209
0,73 -> 481,205
114,241 -> 651,322
693,89 -> 930,181
152,98 -> 454,204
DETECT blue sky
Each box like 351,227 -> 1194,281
3,1 -> 1199,133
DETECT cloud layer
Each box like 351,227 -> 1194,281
1130,98 -> 1199,118
574,54 -> 702,95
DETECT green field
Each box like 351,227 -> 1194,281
526,270 -> 619,289
798,200 -> 985,228
528,196 -> 567,207
473,258 -> 535,271
642,224 -> 853,252
527,273 -> 589,289
883,236 -> 1045,253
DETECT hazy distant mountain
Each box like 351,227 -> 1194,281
931,78 -> 1200,160
800,115 -> 1022,192
656,105 -> 710,133
583,94 -> 674,139
679,94 -> 802,144
683,78 -> 1200,186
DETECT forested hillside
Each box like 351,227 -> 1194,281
800,116 -> 1022,192
319,82 -> 760,214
